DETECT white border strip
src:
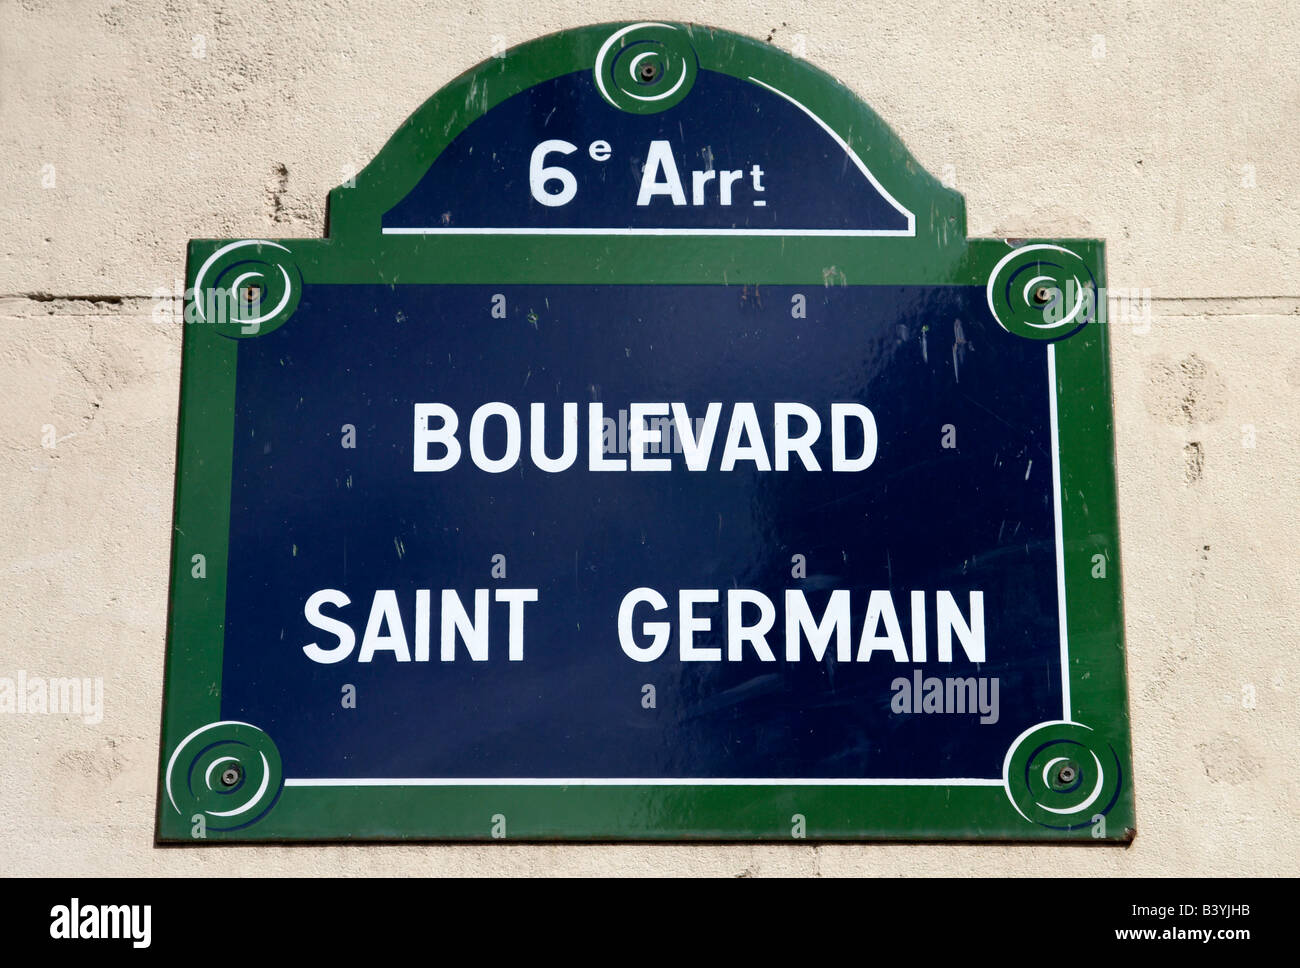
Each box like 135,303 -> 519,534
381,226 -> 913,237
286,777 -> 1003,787
1048,343 -> 1072,722
284,294 -> 1066,795
745,77 -> 915,235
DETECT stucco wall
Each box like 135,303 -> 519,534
1,0 -> 1296,875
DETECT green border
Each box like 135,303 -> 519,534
157,22 -> 1134,843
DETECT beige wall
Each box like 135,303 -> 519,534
1,0 -> 1296,875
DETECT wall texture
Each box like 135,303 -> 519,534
1,0 -> 1296,875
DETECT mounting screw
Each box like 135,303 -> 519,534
639,62 -> 658,82
1033,286 -> 1052,305
1056,764 -> 1078,785
220,765 -> 242,787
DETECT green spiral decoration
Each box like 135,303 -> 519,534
165,721 -> 283,832
190,239 -> 301,339
1003,721 -> 1123,830
593,22 -> 698,114
985,243 -> 1100,341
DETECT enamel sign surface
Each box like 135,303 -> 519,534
158,22 -> 1134,842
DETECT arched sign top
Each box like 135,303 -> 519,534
328,22 -> 963,245
163,21 -> 1130,844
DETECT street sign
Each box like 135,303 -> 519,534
158,22 -> 1134,842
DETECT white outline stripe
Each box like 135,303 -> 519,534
285,777 -> 1003,787
380,227 -> 913,237
745,77 -> 915,235
1048,343 -> 1072,722
285,283 -> 1067,794
281,339 -> 1057,795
